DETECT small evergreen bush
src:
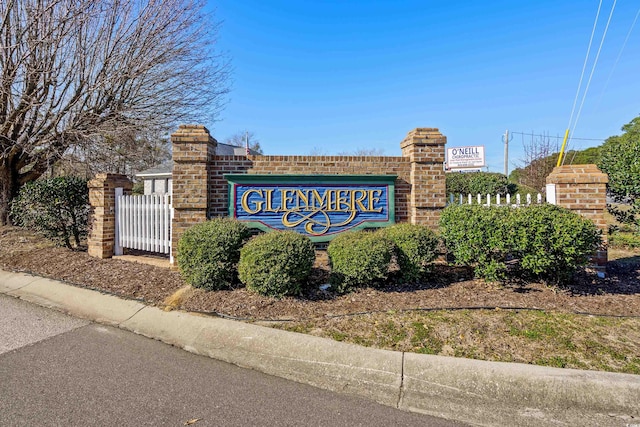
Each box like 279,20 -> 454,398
377,223 -> 438,282
10,176 -> 89,249
238,231 -> 315,298
439,204 -> 513,281
511,204 -> 601,282
327,231 -> 394,293
177,218 -> 251,290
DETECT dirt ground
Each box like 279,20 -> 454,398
1,225 -> 639,321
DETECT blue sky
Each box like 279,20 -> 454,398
205,1 -> 640,173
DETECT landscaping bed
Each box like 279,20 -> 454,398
2,225 -> 639,374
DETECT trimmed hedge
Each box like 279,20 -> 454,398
238,231 -> 315,298
10,176 -> 89,249
511,204 -> 601,282
440,204 -> 512,281
177,218 -> 251,290
446,172 -> 515,196
440,204 -> 601,283
327,231 -> 394,293
377,223 -> 438,282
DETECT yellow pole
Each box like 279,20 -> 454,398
556,129 -> 570,167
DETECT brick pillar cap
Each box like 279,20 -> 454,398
176,124 -> 210,133
546,164 -> 608,184
88,173 -> 132,188
400,128 -> 446,150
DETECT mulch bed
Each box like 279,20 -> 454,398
2,226 -> 639,321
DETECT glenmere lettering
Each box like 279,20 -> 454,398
227,175 -> 395,241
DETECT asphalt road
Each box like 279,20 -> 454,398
0,294 -> 464,426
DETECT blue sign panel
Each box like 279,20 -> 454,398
226,175 -> 396,242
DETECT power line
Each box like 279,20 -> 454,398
510,132 -> 605,142
565,0 -> 618,165
595,6 -> 640,109
566,0 -> 603,133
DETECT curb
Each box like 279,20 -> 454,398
1,269 -> 639,426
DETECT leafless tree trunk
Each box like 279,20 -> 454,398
0,0 -> 229,224
516,132 -> 559,192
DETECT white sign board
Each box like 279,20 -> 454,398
447,146 -> 485,169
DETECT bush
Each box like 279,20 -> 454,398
377,223 -> 438,282
327,231 -> 394,293
10,176 -> 89,249
440,203 -> 601,283
446,172 -> 514,196
439,204 -> 513,281
511,204 -> 601,282
238,231 -> 315,298
177,218 -> 251,290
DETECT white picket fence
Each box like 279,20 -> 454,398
115,189 -> 172,256
448,192 -> 545,207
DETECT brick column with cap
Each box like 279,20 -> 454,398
400,128 -> 447,230
171,124 -> 217,264
546,164 -> 609,276
87,173 -> 132,259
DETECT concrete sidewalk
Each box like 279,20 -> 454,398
1,269 -> 638,427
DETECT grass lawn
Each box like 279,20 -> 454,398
273,307 -> 640,374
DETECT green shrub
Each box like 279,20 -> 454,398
377,223 -> 438,282
446,172 -> 514,196
327,231 -> 394,293
440,203 -> 601,283
439,204 -> 513,281
511,204 -> 601,282
10,176 -> 89,249
238,231 -> 315,298
177,218 -> 252,290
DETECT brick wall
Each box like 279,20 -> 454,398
87,173 -> 132,259
171,124 -> 218,260
165,125 -> 447,264
204,128 -> 447,230
401,128 -> 447,226
207,155 -> 411,222
86,126 -> 611,277
546,164 -> 609,276
88,125 -> 608,280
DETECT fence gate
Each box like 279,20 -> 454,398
114,188 -> 172,258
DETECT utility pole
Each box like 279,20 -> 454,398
502,130 -> 511,176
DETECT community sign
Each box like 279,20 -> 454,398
446,146 -> 485,169
225,175 -> 395,242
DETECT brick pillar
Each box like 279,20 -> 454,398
87,173 -> 132,259
171,124 -> 217,264
546,164 -> 609,277
400,128 -> 447,230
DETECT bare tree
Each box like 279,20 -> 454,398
306,147 -> 384,156
224,131 -> 263,154
54,130 -> 171,179
514,132 -> 559,192
308,147 -> 328,156
337,148 -> 385,156
0,0 -> 230,224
